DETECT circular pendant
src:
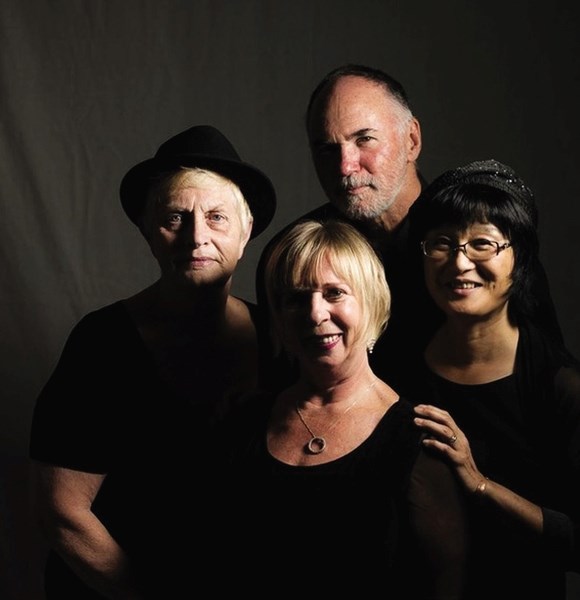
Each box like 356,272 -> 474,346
307,436 -> 327,454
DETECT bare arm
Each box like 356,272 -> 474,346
31,462 -> 145,600
414,404 -> 543,532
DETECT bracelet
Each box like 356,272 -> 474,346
474,477 -> 489,495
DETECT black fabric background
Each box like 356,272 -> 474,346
1,1 -> 579,598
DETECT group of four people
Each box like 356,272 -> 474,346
29,64 -> 580,598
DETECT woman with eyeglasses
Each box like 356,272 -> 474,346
403,159 -> 580,599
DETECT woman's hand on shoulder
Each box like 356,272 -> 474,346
413,404 -> 483,494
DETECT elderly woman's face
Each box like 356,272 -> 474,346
147,173 -> 252,288
422,222 -> 514,320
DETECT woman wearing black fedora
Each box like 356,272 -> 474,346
29,125 -> 277,598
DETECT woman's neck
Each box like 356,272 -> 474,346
426,313 -> 519,384
124,279 -> 246,343
154,278 -> 231,320
295,356 -> 380,407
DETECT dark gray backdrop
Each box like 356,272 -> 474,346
1,1 -> 579,598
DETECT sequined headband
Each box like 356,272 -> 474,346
422,159 -> 534,206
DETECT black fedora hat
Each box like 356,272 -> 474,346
120,125 -> 276,239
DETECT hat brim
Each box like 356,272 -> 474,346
120,154 -> 276,239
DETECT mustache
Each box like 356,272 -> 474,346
339,175 -> 374,191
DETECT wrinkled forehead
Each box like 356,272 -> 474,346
147,169 -> 243,211
308,77 -> 405,136
166,169 -> 238,195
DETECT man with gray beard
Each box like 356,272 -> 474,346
305,64 -> 422,229
257,63 -> 564,394
256,64 -> 433,391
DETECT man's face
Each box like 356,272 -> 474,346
307,76 -> 421,221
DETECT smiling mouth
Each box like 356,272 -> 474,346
448,281 -> 481,290
318,334 -> 341,344
305,333 -> 342,347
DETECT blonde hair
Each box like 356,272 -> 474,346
139,167 -> 252,237
265,219 -> 391,349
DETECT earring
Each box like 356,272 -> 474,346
367,339 -> 376,354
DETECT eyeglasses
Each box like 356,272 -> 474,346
421,238 -> 512,261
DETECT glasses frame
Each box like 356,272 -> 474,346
421,239 -> 512,262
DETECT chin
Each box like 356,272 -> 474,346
347,198 -> 384,221
177,271 -> 226,288
342,202 -> 372,221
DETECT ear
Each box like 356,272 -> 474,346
407,117 -> 422,161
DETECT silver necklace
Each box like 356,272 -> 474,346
295,380 -> 377,455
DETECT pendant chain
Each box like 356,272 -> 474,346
295,379 -> 377,455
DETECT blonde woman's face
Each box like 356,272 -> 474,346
277,256 -> 366,373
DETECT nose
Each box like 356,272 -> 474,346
340,144 -> 360,176
309,293 -> 329,326
452,243 -> 471,258
185,215 -> 210,247
450,245 -> 475,268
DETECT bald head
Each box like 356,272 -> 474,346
306,68 -> 422,231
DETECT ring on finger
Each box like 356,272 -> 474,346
449,433 -> 457,446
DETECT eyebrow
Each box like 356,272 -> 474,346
347,128 -> 377,140
312,127 -> 378,148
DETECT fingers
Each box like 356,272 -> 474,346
414,406 -> 484,491
414,404 -> 453,423
413,405 -> 463,453
417,428 -> 457,448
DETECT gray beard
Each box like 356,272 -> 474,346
342,193 -> 396,221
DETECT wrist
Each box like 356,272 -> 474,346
473,476 -> 489,496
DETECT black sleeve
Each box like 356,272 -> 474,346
542,366 -> 580,572
406,449 -> 469,599
29,307 -> 136,473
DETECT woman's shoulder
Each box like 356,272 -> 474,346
387,396 -> 418,422
519,319 -> 580,370
370,396 -> 423,462
75,300 -> 130,328
64,301 -> 134,347
237,296 -> 266,327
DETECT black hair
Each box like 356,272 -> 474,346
408,182 -> 541,326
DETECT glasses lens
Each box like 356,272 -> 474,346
422,240 -> 449,258
466,240 -> 498,260
422,239 -> 502,260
